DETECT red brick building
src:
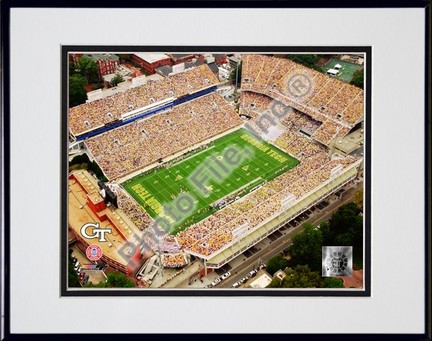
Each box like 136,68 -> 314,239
72,53 -> 120,77
131,53 -> 171,74
69,170 -> 143,275
213,54 -> 228,65
169,53 -> 201,65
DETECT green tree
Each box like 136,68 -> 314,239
353,188 -> 363,209
92,82 -> 104,90
327,202 -> 363,262
69,153 -> 108,182
319,221 -> 332,246
329,202 -> 361,237
110,74 -> 124,87
68,250 -> 80,287
69,62 -> 80,76
266,254 -> 289,276
70,153 -> 90,166
77,56 -> 99,83
288,223 -> 323,272
322,277 -> 344,288
351,68 -> 364,89
268,265 -> 323,288
286,54 -> 322,72
351,215 -> 364,260
119,54 -> 132,63
86,272 -> 134,288
334,231 -> 354,247
268,278 -> 282,288
69,74 -> 87,107
105,272 -> 134,287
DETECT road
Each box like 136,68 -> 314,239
216,181 -> 362,288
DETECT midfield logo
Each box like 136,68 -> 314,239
80,222 -> 112,242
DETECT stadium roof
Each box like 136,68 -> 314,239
184,59 -> 204,69
207,62 -> 219,74
334,129 -> 364,154
155,60 -> 207,77
155,65 -> 172,76
134,52 -> 170,63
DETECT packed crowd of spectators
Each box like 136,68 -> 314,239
106,188 -> 184,253
69,64 -> 219,136
312,121 -> 351,145
176,147 -> 359,257
240,54 -> 364,145
239,91 -> 274,119
281,109 -> 321,135
158,235 -> 181,253
274,130 -> 326,160
160,253 -> 189,268
84,93 -> 243,180
115,188 -> 152,230
240,90 -> 350,145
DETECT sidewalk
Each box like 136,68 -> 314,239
159,261 -> 203,288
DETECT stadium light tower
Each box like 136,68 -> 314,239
234,61 -> 240,92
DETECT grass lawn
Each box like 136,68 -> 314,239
122,128 -> 299,234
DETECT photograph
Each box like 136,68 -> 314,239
64,49 -> 368,293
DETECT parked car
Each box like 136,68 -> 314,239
211,277 -> 221,286
239,276 -> 248,284
221,272 -> 231,280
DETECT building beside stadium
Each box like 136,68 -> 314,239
168,53 -> 200,65
68,170 -> 144,274
72,53 -> 120,77
131,53 -> 171,74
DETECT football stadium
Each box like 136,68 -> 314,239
68,54 -> 364,281
122,128 -> 299,235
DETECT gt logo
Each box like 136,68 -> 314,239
80,222 -> 111,242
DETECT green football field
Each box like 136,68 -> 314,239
122,128 -> 299,235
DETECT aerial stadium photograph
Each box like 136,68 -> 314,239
64,49 -> 368,293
